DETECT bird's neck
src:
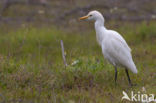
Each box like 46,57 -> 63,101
95,19 -> 104,27
94,19 -> 106,46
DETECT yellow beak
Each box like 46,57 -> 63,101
79,15 -> 89,20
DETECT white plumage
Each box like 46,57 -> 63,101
101,30 -> 137,74
80,10 -> 138,85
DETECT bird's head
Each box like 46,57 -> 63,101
79,10 -> 104,22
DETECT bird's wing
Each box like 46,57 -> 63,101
103,34 -> 132,67
111,31 -> 131,52
102,31 -> 137,72
111,38 -> 131,59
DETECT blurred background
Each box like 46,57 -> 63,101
0,0 -> 155,103
0,0 -> 156,26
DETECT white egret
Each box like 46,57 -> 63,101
79,10 -> 138,86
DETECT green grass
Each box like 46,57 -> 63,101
0,21 -> 155,103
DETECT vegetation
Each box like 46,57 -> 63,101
0,21 -> 155,103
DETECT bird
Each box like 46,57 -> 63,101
79,10 -> 138,86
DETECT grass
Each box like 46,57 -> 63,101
0,21 -> 155,103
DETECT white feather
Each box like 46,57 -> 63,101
87,10 -> 138,73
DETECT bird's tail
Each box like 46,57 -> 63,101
128,60 -> 138,74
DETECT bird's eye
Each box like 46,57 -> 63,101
90,15 -> 92,17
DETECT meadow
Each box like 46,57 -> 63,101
0,21 -> 155,103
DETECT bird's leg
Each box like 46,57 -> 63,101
114,66 -> 118,84
125,69 -> 133,86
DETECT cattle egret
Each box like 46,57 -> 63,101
79,10 -> 138,86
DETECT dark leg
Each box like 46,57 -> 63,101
125,69 -> 132,86
114,66 -> 117,84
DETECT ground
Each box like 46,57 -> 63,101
0,21 -> 155,103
